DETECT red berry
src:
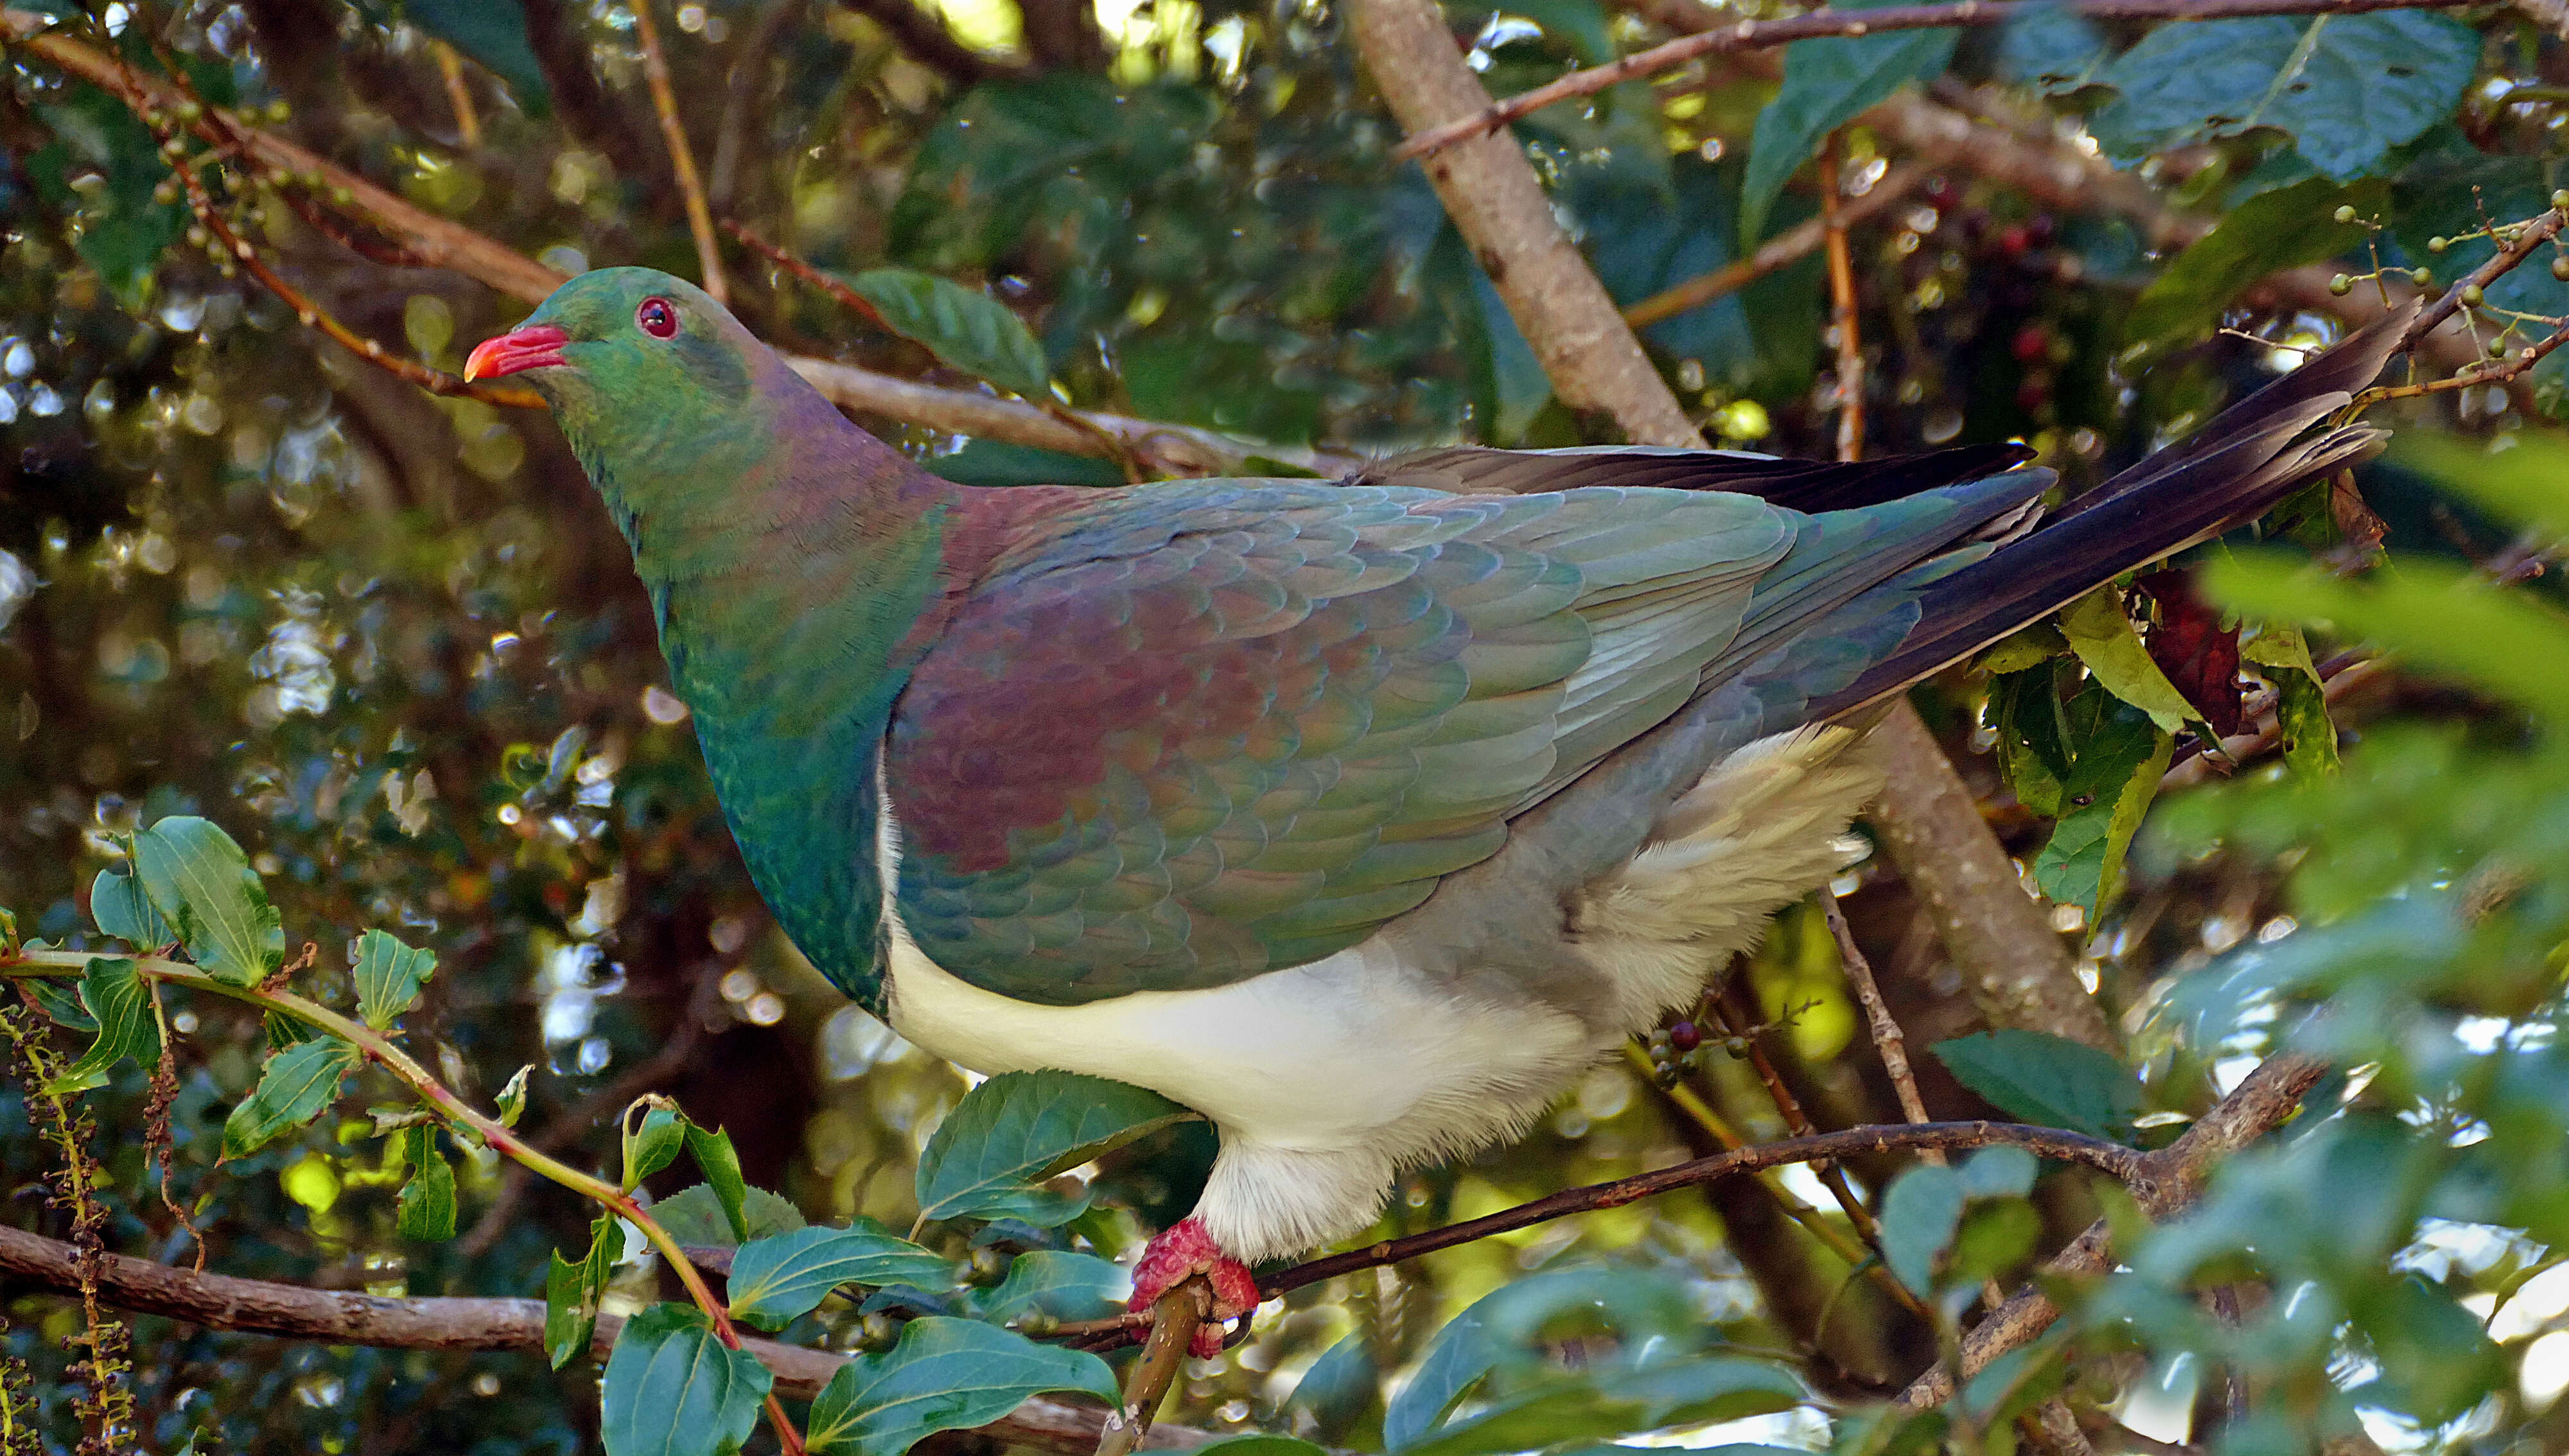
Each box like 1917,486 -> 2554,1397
1997,224 -> 2031,256
1670,1020 -> 1701,1051
2011,324 -> 2049,364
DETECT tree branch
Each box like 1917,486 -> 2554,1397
0,1222 -> 1220,1453
1626,161 -> 1926,329
629,0 -> 730,303
834,0 -> 1027,85
1395,0 -> 2475,161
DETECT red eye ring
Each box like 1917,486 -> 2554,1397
637,296 -> 678,338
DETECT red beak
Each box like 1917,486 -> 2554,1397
463,324 -> 570,382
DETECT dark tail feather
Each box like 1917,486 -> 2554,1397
1809,301 -> 2415,719
1352,441 -> 2036,512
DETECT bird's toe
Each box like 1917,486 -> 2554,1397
1130,1215 -> 1260,1355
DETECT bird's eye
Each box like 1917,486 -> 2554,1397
636,297 -> 678,338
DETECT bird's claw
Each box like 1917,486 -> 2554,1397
1130,1216 -> 1258,1358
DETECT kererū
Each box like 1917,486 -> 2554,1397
467,268 -> 2400,1350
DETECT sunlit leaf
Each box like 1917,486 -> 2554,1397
2031,693 -> 2173,916
653,1182 -> 805,1249
1740,0 -> 1956,245
44,957 -> 158,1096
624,1105 -> 685,1191
134,816 -> 283,987
685,1123 -> 751,1243
545,1213 -> 622,1370
396,1126 -> 457,1241
914,1071 -> 1198,1226
222,1036 -> 362,1159
351,928 -> 435,1030
800,1317 -> 1116,1456
837,268 -> 1051,401
2058,586 -> 2199,731
726,1222 -> 952,1331
599,1303 -> 773,1456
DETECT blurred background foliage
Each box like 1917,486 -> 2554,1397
5,0 -> 2569,1452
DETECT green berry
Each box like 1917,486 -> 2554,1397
2332,205 -> 2356,225
2552,256 -> 2568,281
2553,189 -> 2569,211
2329,274 -> 2353,296
2462,283 -> 2485,306
2414,268 -> 2434,286
2428,236 -> 2449,253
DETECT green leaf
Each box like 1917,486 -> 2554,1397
495,1064 -> 532,1128
2239,623 -> 2319,680
599,1303 -> 774,1456
44,957 -> 159,1096
28,87 -> 185,311
1931,1030 -> 2142,1143
351,929 -> 435,1031
2120,177 -> 2383,360
726,1222 -> 953,1331
1948,1200 -> 2042,1287
1976,621 -> 2069,677
974,1250 -> 1126,1325
22,976 -> 96,1033
927,441 -> 1127,489
544,1213 -> 622,1369
802,1317 -> 1118,1456
2270,663 -> 2340,778
396,1126 -> 457,1241
1996,5 -> 2110,95
401,0 -> 553,114
1879,1164 -> 1966,1295
2089,12 -> 2478,179
1739,0 -> 1956,245
1396,1356 -> 1803,1456
1194,1440 -> 1334,1456
914,1071 -> 1199,1226
685,1123 -> 751,1243
90,865 -> 173,948
1465,252 -> 1552,445
2059,587 -> 2201,732
1958,1145 -> 2040,1200
222,1036 -> 362,1159
653,1182 -> 806,1249
625,1105 -> 686,1191
134,816 -> 284,986
2387,432 -> 2569,544
839,268 -> 1051,401
2031,693 -> 2173,916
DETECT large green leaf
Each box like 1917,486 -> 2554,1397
2030,692 -> 2173,917
26,85 -> 185,310
1397,1356 -> 1802,1456
2090,12 -> 2478,179
839,268 -> 1052,401
134,816 -> 283,987
44,957 -> 159,1096
726,1223 -> 952,1332
972,1250 -> 1125,1325
800,1317 -> 1117,1456
2058,587 -> 2200,732
352,929 -> 435,1031
599,1303 -> 774,1456
89,865 -> 173,949
1996,6 -> 2110,94
2121,177 -> 2383,360
1739,0 -> 1957,245
1930,1030 -> 2141,1143
626,1105 -> 687,1190
653,1182 -> 806,1249
222,1036 -> 362,1159
544,1213 -> 622,1369
914,1071 -> 1198,1225
685,1123 -> 751,1243
401,0 -> 552,114
396,1126 -> 457,1241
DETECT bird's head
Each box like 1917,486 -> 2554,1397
466,267 -> 771,476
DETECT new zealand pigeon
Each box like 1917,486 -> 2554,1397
467,268 -> 2401,1349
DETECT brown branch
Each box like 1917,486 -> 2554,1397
2160,654 -> 2387,789
430,41 -> 482,148
629,0 -> 728,304
0,1221 -> 1224,1453
1821,135 -> 1866,464
834,0 -> 1028,86
1624,161 -> 1925,328
1094,1279 -> 1206,1456
1347,0 -> 1705,446
1896,1052 -> 2332,1408
2398,208 -> 2569,354
1261,1119 -> 2146,1300
1829,898 -> 1938,1135
1395,0 -> 2476,161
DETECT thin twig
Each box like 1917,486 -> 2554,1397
1624,161 -> 1925,328
1393,0 -> 2477,161
1821,134 -> 1866,464
2362,317 -> 2569,405
1827,897 -> 1937,1137
629,0 -> 728,303
1095,1279 -> 1207,1456
430,41 -> 481,147
2397,208 -> 2568,354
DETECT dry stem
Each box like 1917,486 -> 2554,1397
629,0 -> 729,304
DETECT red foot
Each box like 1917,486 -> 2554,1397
1129,1216 -> 1259,1358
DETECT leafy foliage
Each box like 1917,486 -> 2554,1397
798,1318 -> 1118,1456
913,1070 -> 1199,1225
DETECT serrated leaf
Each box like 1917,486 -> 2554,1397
599,1302 -> 774,1456
1879,1164 -> 1966,1295
625,1105 -> 686,1191
2121,177 -> 2383,360
397,1126 -> 457,1241
726,1222 -> 954,1331
495,1064 -> 532,1127
802,1317 -> 1118,1456
90,866 -> 173,949
685,1123 -> 751,1243
2031,692 -> 2173,916
653,1182 -> 806,1249
223,1037 -> 362,1159
1931,1030 -> 2142,1143
1739,0 -> 1956,245
2060,587 -> 2202,732
838,268 -> 1051,401
545,1212 -> 622,1369
135,816 -> 283,986
2089,12 -> 2477,179
44,957 -> 158,1096
352,929 -> 436,1030
974,1249 -> 1126,1325
266,1010 -> 317,1049
915,1071 -> 1199,1226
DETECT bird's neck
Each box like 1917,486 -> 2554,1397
569,372 -> 963,1011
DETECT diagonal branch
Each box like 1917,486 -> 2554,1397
629,0 -> 729,303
